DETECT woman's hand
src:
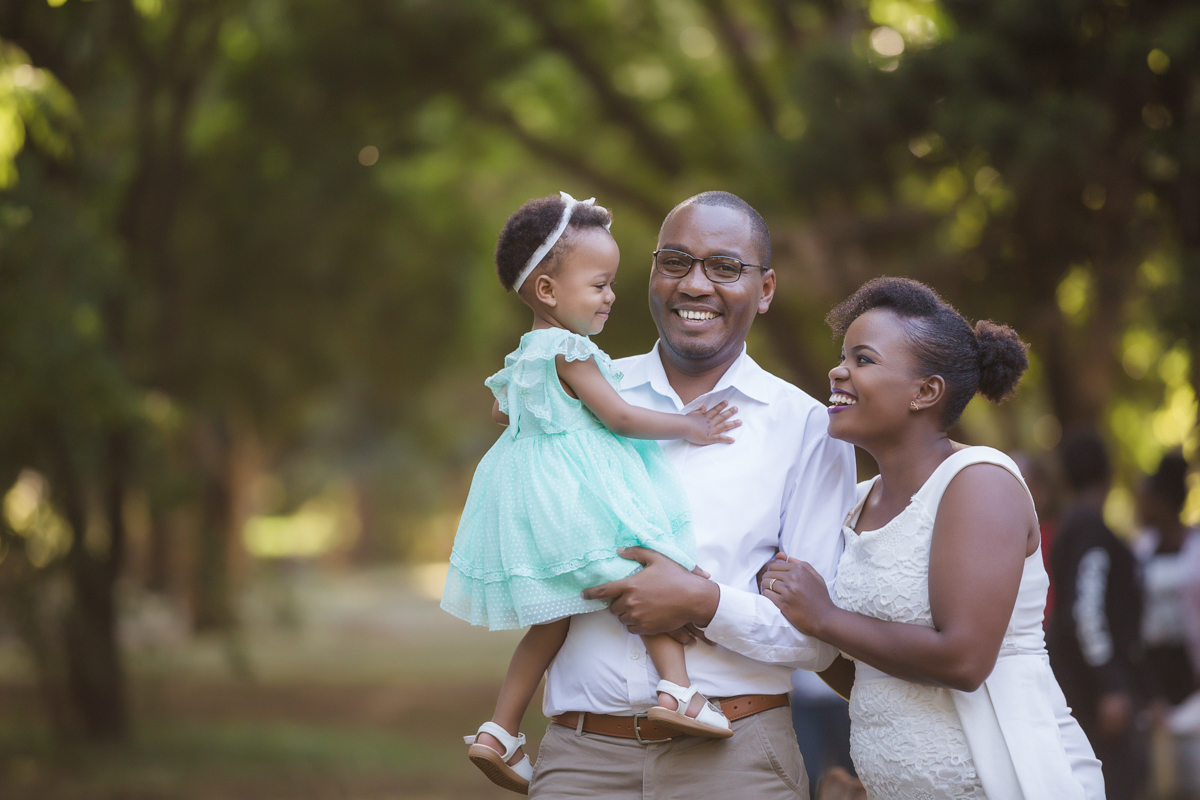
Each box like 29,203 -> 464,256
761,553 -> 837,637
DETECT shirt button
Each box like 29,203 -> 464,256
768,649 -> 777,658
717,636 -> 725,642
631,651 -> 641,660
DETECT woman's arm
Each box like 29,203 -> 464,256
818,655 -> 855,701
491,399 -> 509,426
763,464 -> 1035,692
556,355 -> 739,445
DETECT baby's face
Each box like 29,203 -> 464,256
550,229 -> 620,336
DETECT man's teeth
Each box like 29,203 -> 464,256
829,393 -> 856,406
677,310 -> 717,321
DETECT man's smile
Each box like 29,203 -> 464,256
673,308 -> 720,322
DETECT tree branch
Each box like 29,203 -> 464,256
475,103 -> 669,222
513,0 -> 684,177
698,0 -> 777,131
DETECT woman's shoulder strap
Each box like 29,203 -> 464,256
915,446 -> 1033,512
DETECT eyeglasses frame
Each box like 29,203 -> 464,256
651,249 -> 770,284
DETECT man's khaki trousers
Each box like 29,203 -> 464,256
529,706 -> 809,799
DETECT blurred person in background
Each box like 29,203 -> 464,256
789,668 -> 856,799
1013,451 -> 1064,625
1132,452 -> 1200,798
1133,452 -> 1199,712
1048,431 -> 1147,799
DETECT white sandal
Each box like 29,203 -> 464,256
463,721 -> 533,794
646,680 -> 733,738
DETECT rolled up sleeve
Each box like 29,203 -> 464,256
705,411 -> 856,672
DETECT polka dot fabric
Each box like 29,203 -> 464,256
440,328 -> 695,630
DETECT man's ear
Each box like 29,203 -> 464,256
534,274 -> 557,307
757,269 -> 776,314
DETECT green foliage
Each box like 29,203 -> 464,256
2,0 -> 1200,597
0,41 -> 74,188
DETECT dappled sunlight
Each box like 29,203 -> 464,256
244,496 -> 359,560
2,471 -> 70,568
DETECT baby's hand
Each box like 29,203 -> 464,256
685,401 -> 740,446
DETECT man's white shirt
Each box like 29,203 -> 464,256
542,342 -> 857,717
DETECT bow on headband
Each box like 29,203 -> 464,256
513,191 -> 611,291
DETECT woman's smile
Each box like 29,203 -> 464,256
828,390 -> 857,413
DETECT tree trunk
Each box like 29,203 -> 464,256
54,431 -> 129,741
191,418 -> 235,632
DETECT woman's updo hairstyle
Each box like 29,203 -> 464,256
826,277 -> 1030,427
495,194 -> 614,291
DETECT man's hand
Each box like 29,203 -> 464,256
582,547 -> 720,635
665,623 -> 718,647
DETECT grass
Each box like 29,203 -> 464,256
0,565 -> 548,800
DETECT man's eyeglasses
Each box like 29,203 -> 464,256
652,249 -> 768,284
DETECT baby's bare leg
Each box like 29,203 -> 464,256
477,617 -> 570,764
642,633 -> 708,717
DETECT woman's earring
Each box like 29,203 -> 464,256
910,400 -> 919,410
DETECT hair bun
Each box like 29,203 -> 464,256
975,320 -> 1029,403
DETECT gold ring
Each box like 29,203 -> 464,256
769,578 -> 777,592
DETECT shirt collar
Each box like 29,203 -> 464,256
621,341 -> 776,409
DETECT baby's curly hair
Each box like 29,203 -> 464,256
495,194 -> 614,291
826,277 -> 1029,428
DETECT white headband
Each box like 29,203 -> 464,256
512,191 -> 611,291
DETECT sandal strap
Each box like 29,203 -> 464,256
465,721 -> 526,760
655,679 -> 700,706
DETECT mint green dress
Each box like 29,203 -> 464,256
440,328 -> 696,631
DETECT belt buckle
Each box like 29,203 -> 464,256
632,712 -> 672,745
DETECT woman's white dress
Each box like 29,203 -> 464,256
834,446 -> 1106,800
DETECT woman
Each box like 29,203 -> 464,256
763,278 -> 1104,799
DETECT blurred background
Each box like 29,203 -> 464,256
2,0 -> 1200,797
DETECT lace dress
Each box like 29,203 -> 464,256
440,327 -> 694,631
834,447 -> 1105,800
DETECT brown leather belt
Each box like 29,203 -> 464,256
551,693 -> 789,744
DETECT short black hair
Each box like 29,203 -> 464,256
495,194 -> 613,291
1147,451 -> 1189,513
1059,430 -> 1111,492
826,277 -> 1029,428
661,191 -> 772,268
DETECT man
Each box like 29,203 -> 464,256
1047,431 -> 1146,800
528,192 -> 857,799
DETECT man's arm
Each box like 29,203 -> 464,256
584,411 -> 858,671
1070,527 -> 1138,735
702,423 -> 856,670
581,547 -> 721,630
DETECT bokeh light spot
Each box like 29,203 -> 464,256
1032,415 -> 1062,450
1142,104 -> 1172,130
679,27 -> 716,59
1148,49 -> 1170,75
870,27 -> 905,57
1057,265 -> 1093,325
358,146 -> 379,166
